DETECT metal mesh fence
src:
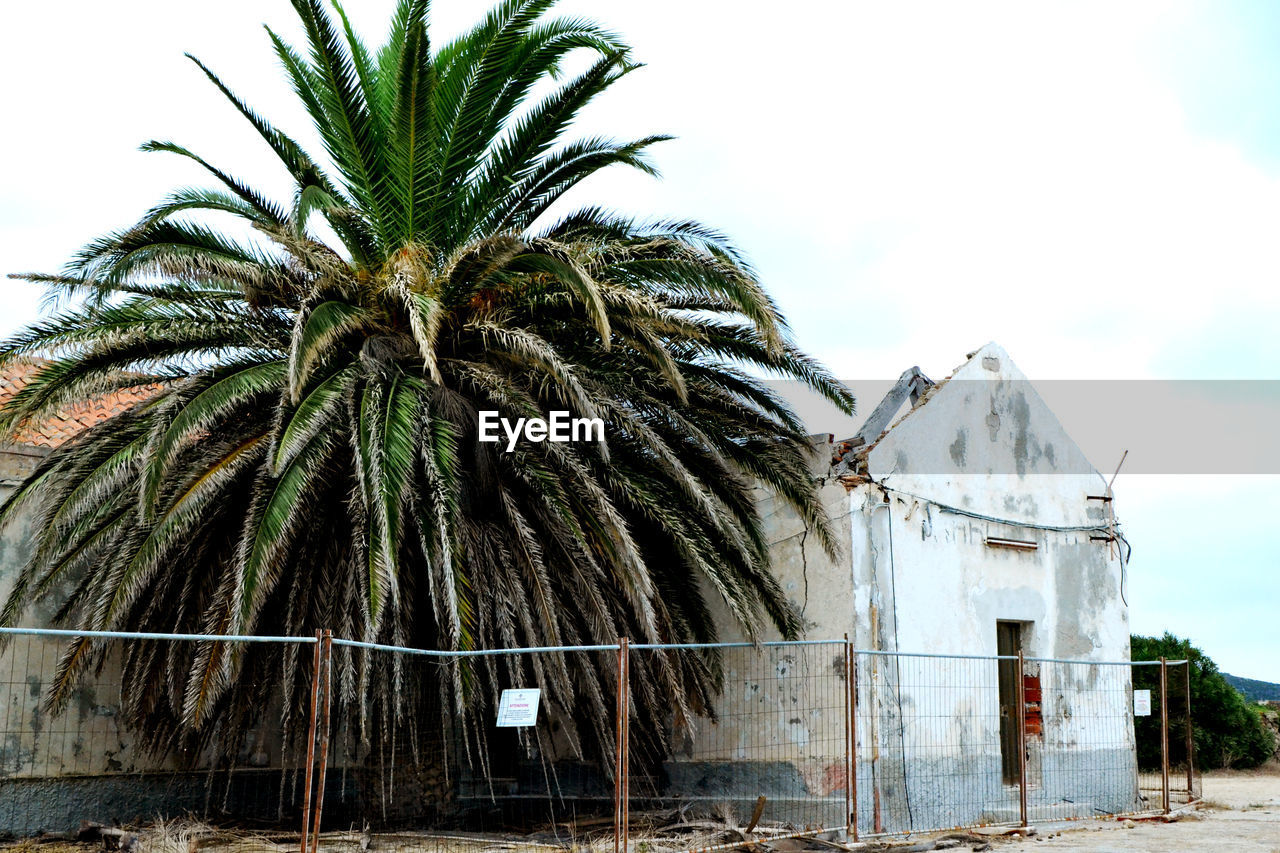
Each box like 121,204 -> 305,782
1131,658 -> 1200,811
0,628 -> 318,851
854,651 -> 1005,835
629,641 -> 849,840
1028,660 -> 1141,824
311,640 -> 625,853
1,629 -> 1200,851
1132,660 -> 1166,812
850,654 -> 1191,837
1166,660 -> 1201,803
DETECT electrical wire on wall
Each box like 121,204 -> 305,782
877,479 -> 1134,605
877,482 -> 1118,533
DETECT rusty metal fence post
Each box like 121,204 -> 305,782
311,630 -> 334,853
299,630 -> 333,853
844,636 -> 858,841
1183,660 -> 1194,801
1016,651 -> 1028,829
300,631 -> 324,853
623,637 -> 631,853
1159,657 -> 1170,815
614,638 -> 630,853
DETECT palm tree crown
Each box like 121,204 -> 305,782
0,0 -> 854,767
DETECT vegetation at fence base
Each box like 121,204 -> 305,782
1131,633 -> 1276,770
0,0 -> 854,777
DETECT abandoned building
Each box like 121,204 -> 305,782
782,341 -> 1129,663
679,341 -> 1136,831
0,343 -> 1139,834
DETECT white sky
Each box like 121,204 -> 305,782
1,2 -> 1277,677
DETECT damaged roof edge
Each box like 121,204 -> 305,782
828,343 -> 1009,485
829,366 -> 939,483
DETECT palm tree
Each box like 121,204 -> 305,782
0,0 -> 853,787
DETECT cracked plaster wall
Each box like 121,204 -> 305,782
675,344 -> 1137,830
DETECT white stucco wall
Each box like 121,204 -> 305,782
854,343 -> 1129,661
675,343 -> 1139,830
0,450 -> 297,838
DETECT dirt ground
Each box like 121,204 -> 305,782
4,770 -> 1278,853
1009,769 -> 1280,852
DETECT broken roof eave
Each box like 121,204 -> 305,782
830,369 -> 951,489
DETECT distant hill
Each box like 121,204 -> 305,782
1223,673 -> 1280,702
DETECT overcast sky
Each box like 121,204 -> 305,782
2,2 -> 1277,678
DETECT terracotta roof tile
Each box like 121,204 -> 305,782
0,361 -> 161,449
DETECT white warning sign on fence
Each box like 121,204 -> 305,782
1133,689 -> 1152,716
496,688 -> 542,727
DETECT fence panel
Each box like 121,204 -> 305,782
1029,659 -> 1144,823
1129,658 -> 1201,812
853,651 -> 1006,836
627,641 -> 848,846
312,640 -> 624,853
848,652 -> 1164,837
1164,660 -> 1200,803
0,627 -> 318,852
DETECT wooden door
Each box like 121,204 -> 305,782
997,621 -> 1022,784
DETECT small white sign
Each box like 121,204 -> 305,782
1134,689 -> 1152,716
496,688 -> 542,727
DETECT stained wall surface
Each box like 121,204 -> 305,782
676,344 -> 1139,831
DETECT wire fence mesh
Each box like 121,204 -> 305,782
1165,660 -> 1200,803
854,651 -> 1005,835
1131,658 -> 1200,811
0,629 -> 1200,852
629,642 -> 849,838
311,640 -> 626,853
0,628 -> 319,852
849,654 -> 1197,837
1026,659 -> 1141,824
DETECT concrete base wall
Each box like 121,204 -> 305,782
0,749 -> 1144,838
865,749 -> 1140,833
636,752 -> 1141,837
0,770 -> 319,836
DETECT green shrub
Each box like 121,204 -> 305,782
1131,633 -> 1276,770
